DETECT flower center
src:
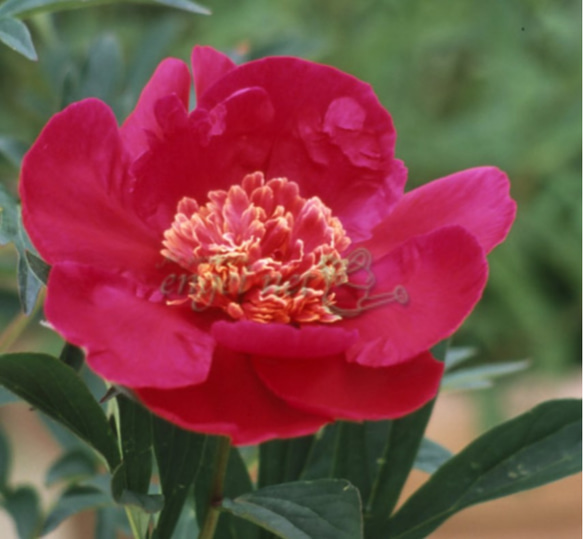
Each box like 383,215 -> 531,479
161,172 -> 351,324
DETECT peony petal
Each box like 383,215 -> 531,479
136,346 -> 331,445
45,263 -> 215,389
132,51 -> 403,241
121,58 -> 191,161
20,98 -> 160,278
254,351 -> 443,420
211,320 -> 359,358
364,166 -> 517,258
338,226 -> 487,367
197,56 -> 403,241
131,86 -> 275,233
191,45 -> 236,100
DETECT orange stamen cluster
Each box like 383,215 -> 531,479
161,172 -> 351,323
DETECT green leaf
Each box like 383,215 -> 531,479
300,424 -> 339,481
116,395 -> 153,495
45,448 -> 98,486
259,435 -> 314,488
0,185 -> 43,314
413,439 -> 452,475
387,399 -> 582,539
0,425 -> 10,491
24,251 -> 50,285
1,486 -> 42,539
110,465 -> 163,513
0,17 -> 36,60
442,360 -> 530,392
0,136 -> 28,168
331,421 -> 391,506
151,417 -> 206,539
222,479 -> 363,539
58,342 -> 84,372
0,0 -> 210,18
364,340 -> 449,537
41,485 -> 112,535
444,347 -> 477,371
0,353 -> 120,470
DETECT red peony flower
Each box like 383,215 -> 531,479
20,46 -> 516,445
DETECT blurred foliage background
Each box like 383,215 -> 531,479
0,0 -> 581,374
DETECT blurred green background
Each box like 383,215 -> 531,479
0,0 -> 581,373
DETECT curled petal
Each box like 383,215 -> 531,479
45,263 -> 215,389
364,166 -> 517,258
339,226 -> 487,367
121,58 -> 191,161
136,347 -> 331,445
254,352 -> 443,420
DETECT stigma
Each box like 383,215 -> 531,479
161,172 -> 351,324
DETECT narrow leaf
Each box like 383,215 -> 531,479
0,17 -> 36,60
0,353 -> 120,470
364,340 -> 448,537
442,360 -> 530,392
1,486 -> 42,539
259,435 -> 314,488
331,421 -> 392,506
444,347 -> 477,371
45,449 -> 98,486
0,0 -> 209,18
116,395 -> 153,495
388,399 -> 582,539
24,251 -> 50,285
222,479 -> 363,539
41,485 -> 112,535
413,439 -> 452,475
152,416 -> 206,539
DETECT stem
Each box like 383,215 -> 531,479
198,436 -> 231,539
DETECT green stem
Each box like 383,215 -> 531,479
198,436 -> 231,539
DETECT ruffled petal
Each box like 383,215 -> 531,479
20,99 -> 160,278
338,226 -> 487,367
45,263 -> 215,389
191,45 -> 236,100
131,85 -> 275,232
364,166 -> 517,258
254,351 -> 443,420
136,346 -> 331,445
132,51 -> 403,240
121,58 -> 191,161
211,320 -> 358,358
